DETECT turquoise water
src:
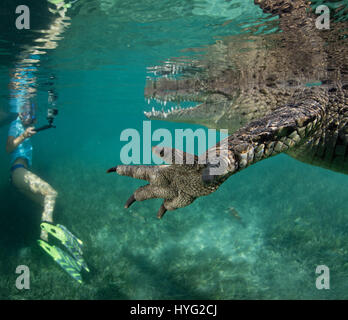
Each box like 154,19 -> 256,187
0,0 -> 348,299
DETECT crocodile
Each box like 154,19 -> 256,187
108,0 -> 348,218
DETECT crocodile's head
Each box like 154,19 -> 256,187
142,31 -> 323,133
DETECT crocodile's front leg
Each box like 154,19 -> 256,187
203,92 -> 328,183
108,92 -> 327,218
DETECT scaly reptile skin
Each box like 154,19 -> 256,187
108,0 -> 348,218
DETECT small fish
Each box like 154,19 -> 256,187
228,207 -> 241,220
129,209 -> 147,223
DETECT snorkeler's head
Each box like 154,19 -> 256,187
19,102 -> 37,126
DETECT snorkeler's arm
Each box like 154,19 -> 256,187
6,127 -> 36,153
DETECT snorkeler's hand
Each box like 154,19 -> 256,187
23,127 -> 37,139
107,146 -> 221,218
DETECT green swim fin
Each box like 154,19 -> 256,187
40,222 -> 89,272
47,0 -> 74,9
38,240 -> 82,283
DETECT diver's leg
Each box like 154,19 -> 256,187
12,168 -> 58,240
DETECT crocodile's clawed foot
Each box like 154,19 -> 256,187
107,146 -> 219,219
125,194 -> 136,209
157,204 -> 167,219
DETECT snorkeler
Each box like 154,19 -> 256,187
5,0 -> 72,242
4,0 -> 88,283
6,102 -> 89,282
6,103 -> 58,241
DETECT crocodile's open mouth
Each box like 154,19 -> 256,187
144,61 -> 203,121
143,61 -> 231,126
144,76 -> 204,120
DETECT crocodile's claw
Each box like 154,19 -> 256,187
107,146 -> 220,218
